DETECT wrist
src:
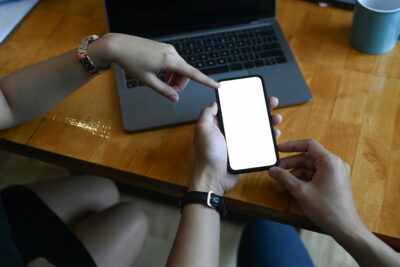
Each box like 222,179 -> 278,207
332,219 -> 370,247
189,169 -> 224,196
86,33 -> 117,68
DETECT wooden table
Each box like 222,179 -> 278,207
1,0 -> 399,250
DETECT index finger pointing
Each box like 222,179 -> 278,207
172,60 -> 220,89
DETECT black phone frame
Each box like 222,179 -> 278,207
215,75 -> 280,174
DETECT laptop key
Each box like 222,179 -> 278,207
209,52 -> 219,58
228,56 -> 238,63
251,45 -> 262,52
217,58 -> 227,65
229,63 -> 243,71
206,60 -> 216,66
127,81 -> 137,88
262,43 -> 281,50
265,58 -> 277,66
239,55 -> 248,61
183,48 -> 192,54
199,54 -> 207,60
259,29 -> 274,36
260,50 -> 284,58
228,35 -> 237,41
215,44 -> 224,50
241,47 -> 251,54
203,66 -> 230,75
194,47 -> 203,53
243,61 -> 254,69
188,55 -> 197,62
276,56 -> 287,63
220,50 -> 229,57
254,60 -> 265,67
125,74 -> 134,81
195,62 -> 205,68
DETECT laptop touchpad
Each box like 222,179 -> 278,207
175,70 -> 249,121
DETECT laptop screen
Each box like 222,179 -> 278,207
105,0 -> 275,39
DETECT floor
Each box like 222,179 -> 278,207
0,150 -> 358,267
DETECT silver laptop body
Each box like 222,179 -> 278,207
0,0 -> 39,44
105,0 -> 312,132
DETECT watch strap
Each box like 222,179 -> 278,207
77,35 -> 111,75
179,191 -> 227,216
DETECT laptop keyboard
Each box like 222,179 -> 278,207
125,26 -> 287,88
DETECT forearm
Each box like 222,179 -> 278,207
0,34 -> 113,129
335,224 -> 400,267
0,51 -> 91,128
166,204 -> 220,267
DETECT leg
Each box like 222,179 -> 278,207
72,202 -> 148,267
27,174 -> 119,225
237,219 -> 314,267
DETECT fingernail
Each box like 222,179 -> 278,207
269,167 -> 278,176
213,81 -> 220,88
170,94 -> 179,102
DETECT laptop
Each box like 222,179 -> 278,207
104,0 -> 312,132
0,0 -> 39,44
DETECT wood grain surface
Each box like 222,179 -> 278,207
0,0 -> 399,250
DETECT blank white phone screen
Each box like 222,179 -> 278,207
218,77 -> 277,171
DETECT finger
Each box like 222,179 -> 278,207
213,116 -> 220,127
169,74 -> 190,92
269,167 -> 306,197
278,154 -> 315,170
197,102 -> 218,128
268,96 -> 279,110
276,182 -> 287,192
271,114 -> 282,126
278,139 -> 330,160
290,168 -> 314,181
164,71 -> 174,84
274,128 -> 281,139
171,60 -> 220,88
144,74 -> 179,102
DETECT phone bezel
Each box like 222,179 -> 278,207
215,75 -> 280,174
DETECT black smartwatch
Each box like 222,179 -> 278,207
179,191 -> 227,216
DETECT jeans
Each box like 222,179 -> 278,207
237,219 -> 315,267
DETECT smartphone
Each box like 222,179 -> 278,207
215,76 -> 279,174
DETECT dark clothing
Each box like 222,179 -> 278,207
0,193 -> 24,267
238,219 -> 315,267
1,185 -> 97,267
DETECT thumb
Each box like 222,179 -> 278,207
269,167 -> 305,197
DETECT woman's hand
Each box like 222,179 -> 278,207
190,97 -> 282,195
268,139 -> 363,239
90,33 -> 219,102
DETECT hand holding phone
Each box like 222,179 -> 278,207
216,76 -> 279,174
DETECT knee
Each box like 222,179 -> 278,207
113,202 -> 149,241
76,175 -> 120,207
